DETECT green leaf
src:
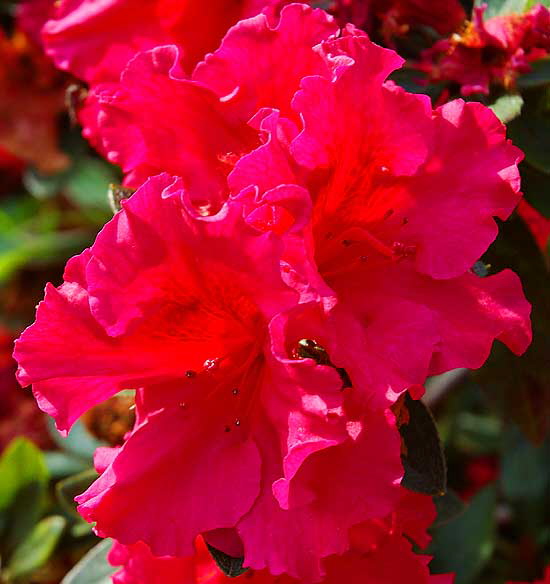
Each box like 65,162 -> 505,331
65,157 -> 119,212
44,451 -> 90,480
0,438 -> 49,510
517,58 -> 550,89
3,516 -> 66,583
399,393 -> 447,495
500,426 -> 550,500
56,469 -> 98,519
432,489 -> 467,527
521,162 -> 550,218
0,438 -> 49,549
206,543 -> 248,578
47,419 -> 104,461
61,539 -> 117,584
475,215 -> 550,443
475,0 -> 528,18
0,229 -> 91,284
23,168 -> 69,200
429,485 -> 497,584
507,111 -> 550,174
490,94 -> 524,123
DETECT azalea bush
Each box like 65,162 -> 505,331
0,0 -> 549,583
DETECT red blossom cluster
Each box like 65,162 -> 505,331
418,3 -> 550,95
0,18 -> 68,175
10,0 -> 541,582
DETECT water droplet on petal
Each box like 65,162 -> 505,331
203,358 -> 220,372
185,370 -> 196,378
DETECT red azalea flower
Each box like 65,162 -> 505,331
204,15 -> 530,406
418,4 -> 550,95
108,489 -> 454,583
75,2 -> 530,408
15,174 -> 403,580
41,0 -> 289,83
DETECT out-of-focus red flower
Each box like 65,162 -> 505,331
332,0 -> 466,44
517,200 -> 550,252
0,146 -> 24,195
0,27 -> 69,174
418,4 -> 550,95
459,456 -> 499,501
0,328 -> 52,452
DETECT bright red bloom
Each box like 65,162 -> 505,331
418,4 -> 550,95
224,21 -> 531,406
108,489 -> 454,584
41,0 -> 286,83
15,173 -> 402,580
82,4 -> 531,406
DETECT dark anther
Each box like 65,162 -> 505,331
294,339 -> 331,365
336,368 -> 353,390
294,339 -> 352,391
224,426 -> 231,433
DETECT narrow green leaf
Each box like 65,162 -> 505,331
400,394 -> 447,495
0,438 -> 48,511
61,539 -> 117,584
0,438 -> 49,548
206,543 -> 248,578
3,516 -> 66,582
429,485 -> 497,584
56,469 -> 98,519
